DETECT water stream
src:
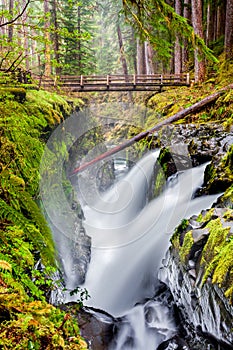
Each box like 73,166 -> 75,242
69,151 -> 220,349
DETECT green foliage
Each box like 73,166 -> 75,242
0,292 -> 87,349
56,0 -> 97,75
0,88 -> 73,270
0,225 -> 46,300
122,0 -> 218,66
0,87 -> 87,348
68,286 -> 90,308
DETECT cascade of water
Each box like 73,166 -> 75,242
65,151 -> 221,349
82,150 -> 160,233
109,300 -> 176,350
69,153 -> 220,319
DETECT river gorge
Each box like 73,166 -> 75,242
40,104 -> 233,350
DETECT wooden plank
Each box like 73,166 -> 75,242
71,83 -> 233,174
32,73 -> 191,91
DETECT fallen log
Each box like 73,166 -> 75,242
71,83 -> 233,176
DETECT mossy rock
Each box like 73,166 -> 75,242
157,147 -> 177,178
203,144 -> 233,194
0,87 -> 26,102
215,185 -> 233,208
171,208 -> 233,302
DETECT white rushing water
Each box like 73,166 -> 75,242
72,151 -> 220,349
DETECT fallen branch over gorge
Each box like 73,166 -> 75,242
71,83 -> 233,175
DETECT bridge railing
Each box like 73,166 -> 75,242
32,73 -> 190,91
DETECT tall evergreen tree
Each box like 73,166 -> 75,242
174,0 -> 182,74
191,0 -> 206,82
225,0 -> 233,60
43,0 -> 51,76
59,0 -> 97,75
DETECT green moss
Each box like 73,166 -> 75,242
171,219 -> 189,249
144,62 -> 233,128
153,168 -> 166,197
0,87 -> 26,102
212,239 -> 233,286
203,145 -> 233,194
179,230 -> 194,263
157,147 -> 175,178
201,216 -> 233,301
199,208 -> 215,222
0,87 -> 87,348
201,218 -> 230,265
223,209 -> 233,220
0,288 -> 87,349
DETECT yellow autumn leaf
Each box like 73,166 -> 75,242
0,260 -> 12,272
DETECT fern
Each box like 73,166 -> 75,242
0,260 -> 12,272
16,191 -> 55,262
0,87 -> 87,349
0,199 -> 54,266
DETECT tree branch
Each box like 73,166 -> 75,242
5,53 -> 23,72
0,0 -> 30,28
71,84 -> 233,175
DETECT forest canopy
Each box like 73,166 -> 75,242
0,0 -> 232,81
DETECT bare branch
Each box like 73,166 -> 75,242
6,53 -> 23,72
0,51 -> 10,69
0,0 -> 30,28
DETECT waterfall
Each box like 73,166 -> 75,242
67,151 -> 220,349
69,152 -> 219,313
110,299 -> 176,350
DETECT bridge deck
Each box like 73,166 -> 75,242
34,74 -> 190,92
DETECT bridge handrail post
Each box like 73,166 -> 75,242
80,75 -> 84,87
133,74 -> 136,86
106,75 -> 110,87
160,74 -> 163,84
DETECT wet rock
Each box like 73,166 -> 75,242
157,335 -> 189,350
214,184 -> 233,208
160,207 -> 233,349
60,303 -> 116,350
200,140 -> 233,195
71,225 -> 91,285
149,124 -> 232,199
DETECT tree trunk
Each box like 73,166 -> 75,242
136,38 -> 146,74
131,27 -> 137,74
174,0 -> 182,74
145,42 -> 155,74
216,3 -> 225,39
51,0 -> 60,75
183,0 -> 191,71
8,0 -> 14,42
44,0 -> 51,76
206,1 -> 215,45
191,0 -> 206,83
71,84 -> 233,176
225,0 -> 233,60
77,5 -> 81,73
22,0 -> 29,70
117,23 -> 128,76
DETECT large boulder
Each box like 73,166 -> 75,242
160,207 -> 233,349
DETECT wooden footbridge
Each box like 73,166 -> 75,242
34,73 -> 190,92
